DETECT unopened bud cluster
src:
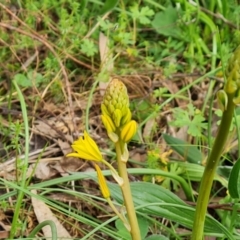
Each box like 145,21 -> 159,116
225,46 -> 240,104
101,79 -> 137,144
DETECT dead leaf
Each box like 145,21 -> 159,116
34,120 -> 59,138
0,231 -> 9,239
34,117 -> 75,142
57,139 -> 86,174
60,156 -> 86,173
31,189 -> 71,239
161,79 -> 186,107
143,118 -> 155,141
98,32 -> 113,95
31,162 -> 58,180
175,125 -> 188,142
57,139 -> 71,156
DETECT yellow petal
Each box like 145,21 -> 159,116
95,164 -> 110,199
66,152 -> 83,158
71,143 -> 99,160
101,114 -> 116,133
120,120 -> 137,143
67,131 -> 103,161
84,131 -> 102,160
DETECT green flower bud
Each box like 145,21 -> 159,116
101,103 -> 111,117
101,114 -> 116,133
102,79 -> 130,128
113,109 -> 122,127
217,90 -> 228,111
225,46 -> 240,95
101,114 -> 119,142
121,108 -> 132,126
233,89 -> 240,105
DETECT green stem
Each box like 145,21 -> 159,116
229,198 -> 239,233
107,198 -> 130,230
191,93 -> 235,240
28,220 -> 57,239
115,141 -> 141,240
9,81 -> 29,238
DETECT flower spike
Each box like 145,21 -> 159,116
101,79 -> 130,129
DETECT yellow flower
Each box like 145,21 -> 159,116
67,131 -> 103,161
95,164 -> 110,199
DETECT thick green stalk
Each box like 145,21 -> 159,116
191,93 -> 235,240
115,140 -> 141,240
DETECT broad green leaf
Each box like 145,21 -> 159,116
176,162 -> 205,181
100,0 -> 118,15
109,182 -> 234,238
163,134 -> 203,164
176,162 -> 228,187
115,216 -> 148,240
228,159 -> 240,198
145,235 -> 169,240
152,6 -> 183,39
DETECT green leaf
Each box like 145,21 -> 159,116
228,159 -> 240,198
115,216 -> 148,240
152,6 -> 183,39
109,182 -> 234,238
80,39 -> 98,57
130,4 -> 154,25
100,0 -> 118,15
14,71 -> 44,88
176,162 -> 228,187
27,70 -> 44,87
79,0 -> 88,14
189,114 -> 206,137
163,134 -> 203,164
176,162 -> 205,181
13,74 -> 31,87
145,235 -> 169,240
169,104 -> 207,137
